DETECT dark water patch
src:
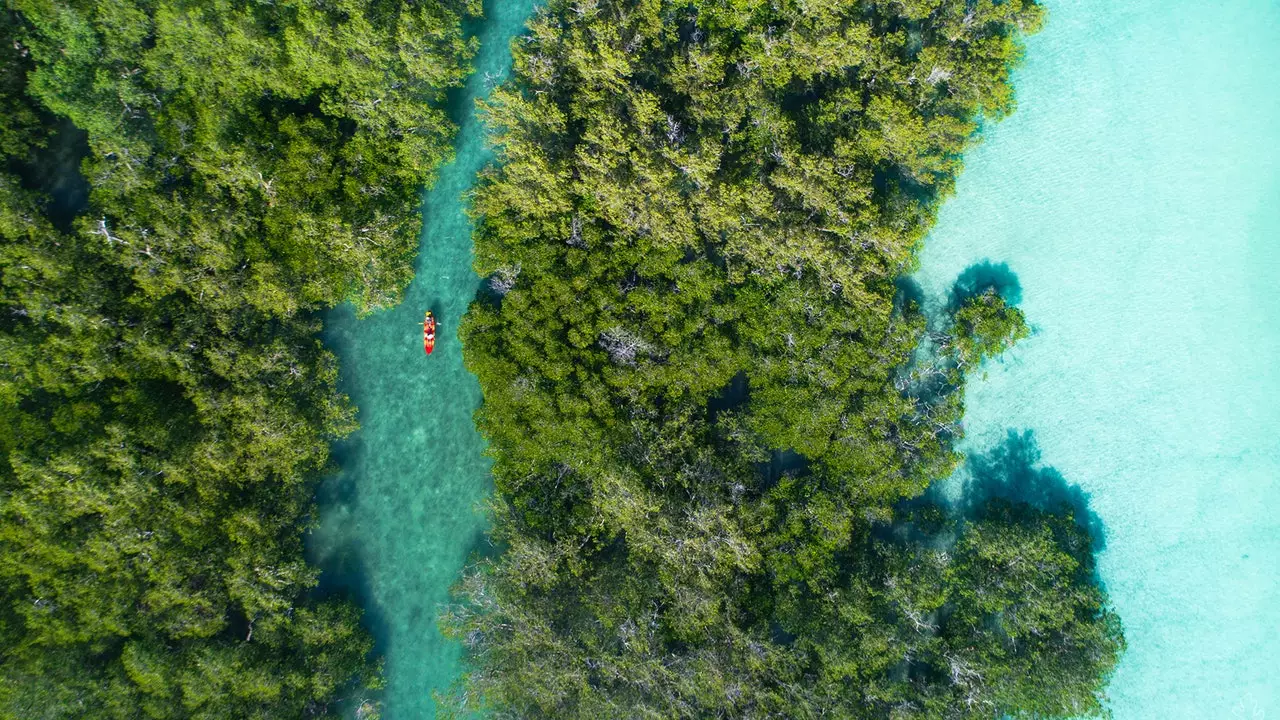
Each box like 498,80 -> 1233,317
447,7 -> 507,133
948,259 -> 1023,310
309,304 -> 386,642
755,449 -> 810,488
473,274 -> 507,307
310,530 -> 394,669
460,520 -> 500,566
11,118 -> 91,230
309,438 -> 387,653
314,305 -> 367,508
882,429 -> 1106,553
769,619 -> 798,646
872,162 -> 943,213
894,275 -> 926,313
422,294 -> 450,326
875,498 -> 957,548
707,371 -> 748,423
959,429 -> 1106,550
314,308 -> 364,513
317,436 -> 365,509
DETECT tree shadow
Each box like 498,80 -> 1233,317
461,518 -> 502,565
308,436 -> 389,648
757,449 -> 810,486
894,275 -> 926,313
884,429 -> 1107,556
949,260 -> 1023,311
472,275 -> 506,308
309,530 -> 393,661
317,437 -> 364,507
707,371 -> 749,424
11,118 -> 91,231
423,294 -> 447,325
959,429 -> 1106,550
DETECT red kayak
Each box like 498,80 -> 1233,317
423,311 -> 436,355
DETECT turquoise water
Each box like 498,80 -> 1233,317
914,0 -> 1280,717
309,1 -> 535,717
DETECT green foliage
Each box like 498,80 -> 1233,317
445,0 -> 1121,718
952,287 -> 1031,366
936,501 -> 1125,717
0,0 -> 472,716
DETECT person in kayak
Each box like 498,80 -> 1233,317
424,311 -> 437,355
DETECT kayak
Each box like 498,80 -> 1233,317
423,311 -> 436,355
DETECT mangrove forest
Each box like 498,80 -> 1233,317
0,0 -> 1124,718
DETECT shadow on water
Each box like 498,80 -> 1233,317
8,118 -> 91,230
309,423 -> 391,660
948,259 -> 1023,310
707,371 -> 749,424
426,295 -> 447,323
958,429 -> 1107,550
473,277 -> 504,308
755,450 -> 810,490
313,532 -> 393,649
307,305 -> 390,656
889,430 -> 1106,554
317,433 -> 365,508
462,521 -> 502,565
894,275 -> 926,312
313,306 -> 369,514
39,121 -> 91,229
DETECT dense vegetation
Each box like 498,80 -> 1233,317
0,0 -> 475,715
444,0 -> 1123,717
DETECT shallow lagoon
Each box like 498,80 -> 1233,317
914,0 -> 1280,716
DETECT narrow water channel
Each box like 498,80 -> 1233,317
914,0 -> 1280,716
309,1 -> 536,717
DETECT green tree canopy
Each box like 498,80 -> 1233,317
0,0 -> 474,715
443,0 -> 1121,717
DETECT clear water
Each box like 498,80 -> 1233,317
913,0 -> 1280,717
308,1 -> 535,717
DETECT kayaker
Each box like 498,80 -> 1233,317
423,311 -> 437,355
